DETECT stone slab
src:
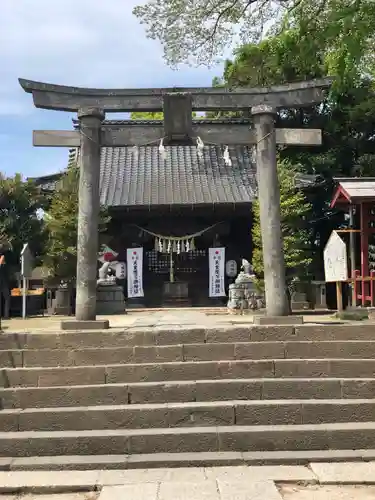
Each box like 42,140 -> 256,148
126,451 -> 244,468
0,496 -> 96,500
242,450 -> 373,465
280,484 -> 375,500
310,462 -> 375,484
0,470 -> 99,493
0,458 -> 13,470
158,481 -> 220,500
99,467 -> 208,485
205,465 -> 316,482
99,484 -> 158,500
8,452 -> 375,471
254,315 -> 304,325
11,455 -> 128,471
2,377 -> 362,410
99,468 -> 168,485
22,495 -> 98,500
6,339 -> 375,368
217,480 -> 282,500
60,320 -> 109,331
5,423 -> 375,457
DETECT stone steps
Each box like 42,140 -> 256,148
1,323 -> 375,468
2,421 -> 375,457
2,358 -> 375,387
1,323 -> 375,350
2,377 -> 374,409
4,449 -> 375,470
1,399 -> 375,432
2,340 -> 375,367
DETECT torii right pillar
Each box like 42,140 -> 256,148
252,105 -> 290,318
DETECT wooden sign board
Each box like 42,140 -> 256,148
324,231 -> 348,282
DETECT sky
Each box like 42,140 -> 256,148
0,0 -> 220,178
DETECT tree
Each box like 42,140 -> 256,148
133,0 -> 375,74
0,173 -> 47,277
211,27 -> 375,278
252,159 -> 312,282
43,164 -> 110,284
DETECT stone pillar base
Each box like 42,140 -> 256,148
127,300 -> 145,309
97,285 -> 126,315
50,288 -> 72,316
61,319 -> 110,331
254,315 -> 304,325
291,301 -> 310,311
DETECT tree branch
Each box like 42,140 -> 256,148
198,0 -> 256,50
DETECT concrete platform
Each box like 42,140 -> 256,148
0,308 -> 348,334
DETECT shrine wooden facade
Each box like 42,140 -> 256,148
35,133 -> 257,306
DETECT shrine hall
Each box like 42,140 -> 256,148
33,118 -> 320,308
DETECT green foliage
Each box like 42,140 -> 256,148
43,164 -> 110,283
292,0 -> 375,86
252,160 -> 313,280
212,25 -> 375,278
131,112 -> 198,120
131,112 -> 164,120
133,0 -> 375,77
224,30 -> 325,88
0,173 -> 47,277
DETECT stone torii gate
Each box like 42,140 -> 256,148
19,77 -> 331,328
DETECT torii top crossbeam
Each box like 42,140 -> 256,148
19,78 -> 332,112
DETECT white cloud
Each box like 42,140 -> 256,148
0,0 -> 216,93
0,0 -> 221,176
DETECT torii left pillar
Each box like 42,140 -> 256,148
61,107 -> 110,330
75,108 -> 104,322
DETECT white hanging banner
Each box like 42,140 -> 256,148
209,247 -> 226,297
127,248 -> 144,298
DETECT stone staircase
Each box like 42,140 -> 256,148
1,323 -> 375,470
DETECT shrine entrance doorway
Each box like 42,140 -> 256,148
145,247 -> 209,307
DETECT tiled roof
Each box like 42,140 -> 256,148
73,118 -> 257,206
31,119 -> 323,207
31,145 -> 257,207
335,178 -> 375,200
97,145 -> 256,207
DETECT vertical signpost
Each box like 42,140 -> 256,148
20,244 -> 33,319
324,231 -> 348,312
0,254 -> 4,330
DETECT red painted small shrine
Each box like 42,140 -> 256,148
331,178 -> 375,306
